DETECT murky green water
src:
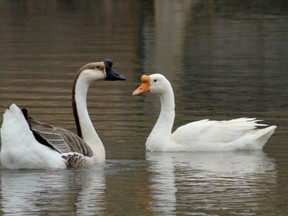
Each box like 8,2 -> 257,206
0,0 -> 288,215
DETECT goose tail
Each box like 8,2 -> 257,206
250,125 -> 277,150
255,125 -> 277,142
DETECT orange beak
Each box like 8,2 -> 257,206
132,75 -> 150,95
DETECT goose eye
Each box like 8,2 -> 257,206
153,79 -> 157,82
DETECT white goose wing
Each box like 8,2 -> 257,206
171,118 -> 266,147
27,117 -> 94,157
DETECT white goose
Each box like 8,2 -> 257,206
132,74 -> 276,152
1,59 -> 125,169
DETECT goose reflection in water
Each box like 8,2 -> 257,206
146,151 -> 277,214
0,166 -> 106,215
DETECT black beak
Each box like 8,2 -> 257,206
103,59 -> 126,81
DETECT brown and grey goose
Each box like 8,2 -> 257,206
0,59 -> 125,169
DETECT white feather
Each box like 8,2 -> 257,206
1,104 -> 66,169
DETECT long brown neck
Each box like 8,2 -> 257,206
72,70 -> 83,137
70,64 -> 106,162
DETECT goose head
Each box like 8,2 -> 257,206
77,59 -> 126,84
132,74 -> 169,95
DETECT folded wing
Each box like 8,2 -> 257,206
171,118 -> 271,151
27,117 -> 94,157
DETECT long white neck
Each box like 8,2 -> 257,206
73,77 -> 105,163
150,84 -> 175,138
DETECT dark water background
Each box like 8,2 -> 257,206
0,0 -> 288,215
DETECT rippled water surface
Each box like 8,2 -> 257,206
0,0 -> 288,215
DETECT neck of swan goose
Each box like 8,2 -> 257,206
72,74 -> 105,163
151,83 -> 175,138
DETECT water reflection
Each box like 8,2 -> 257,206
147,151 -> 277,214
0,166 -> 106,215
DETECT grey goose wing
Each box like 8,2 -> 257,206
26,117 -> 94,157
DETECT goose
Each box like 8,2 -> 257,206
132,74 -> 276,152
0,59 -> 126,169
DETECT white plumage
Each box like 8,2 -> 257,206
1,104 -> 67,169
133,73 -> 276,152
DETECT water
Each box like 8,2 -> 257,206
0,0 -> 288,215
